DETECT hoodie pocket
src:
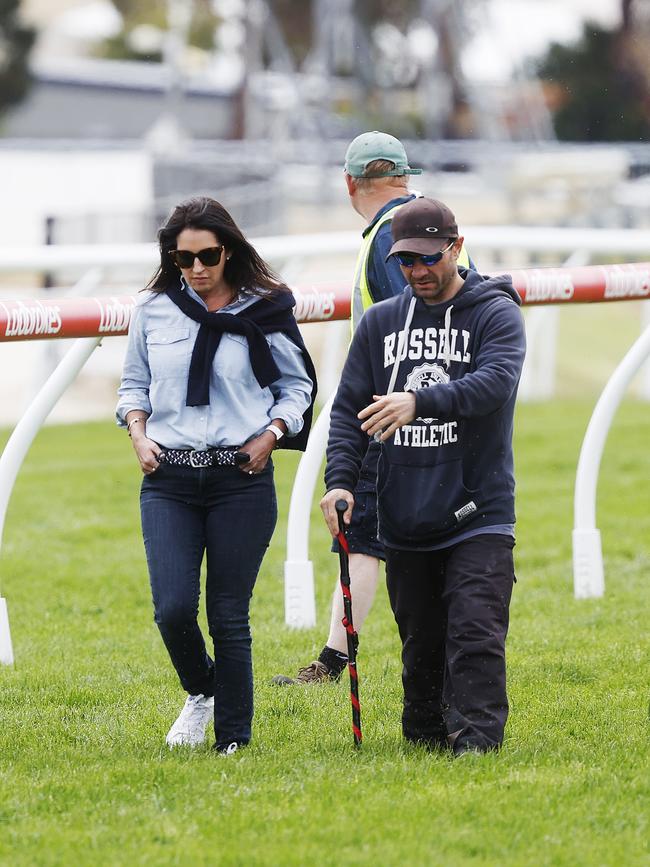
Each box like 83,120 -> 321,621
378,458 -> 478,544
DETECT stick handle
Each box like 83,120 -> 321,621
335,498 -> 348,516
335,500 -> 352,596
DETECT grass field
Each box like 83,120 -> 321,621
0,400 -> 648,866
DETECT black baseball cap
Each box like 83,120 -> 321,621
387,197 -> 459,258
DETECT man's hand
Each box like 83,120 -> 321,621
320,489 -> 354,537
358,392 -> 416,441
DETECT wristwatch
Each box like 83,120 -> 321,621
265,424 -> 284,441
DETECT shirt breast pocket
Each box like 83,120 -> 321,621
214,332 -> 258,384
146,327 -> 191,380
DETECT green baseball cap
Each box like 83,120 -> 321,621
344,131 -> 423,178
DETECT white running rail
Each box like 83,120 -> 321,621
2,226 -> 650,273
1,234 -> 649,652
0,337 -> 102,663
572,324 -> 650,598
283,391 -> 336,627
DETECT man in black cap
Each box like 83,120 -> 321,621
321,196 -> 526,755
274,132 -> 474,687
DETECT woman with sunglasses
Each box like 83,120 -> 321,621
117,196 -> 316,754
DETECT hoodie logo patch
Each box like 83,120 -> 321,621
405,363 -> 449,424
455,501 -> 477,522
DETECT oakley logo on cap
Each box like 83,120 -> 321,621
425,227 -> 439,233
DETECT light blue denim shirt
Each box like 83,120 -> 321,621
116,285 -> 313,449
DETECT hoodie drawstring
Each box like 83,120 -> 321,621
373,295 -> 417,442
386,295 -> 417,396
441,304 -> 454,369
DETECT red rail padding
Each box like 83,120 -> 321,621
0,295 -> 136,342
510,262 -> 650,305
1,263 -> 649,342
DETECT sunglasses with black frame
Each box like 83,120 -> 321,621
170,246 -> 225,269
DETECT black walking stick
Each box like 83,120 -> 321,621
335,499 -> 362,747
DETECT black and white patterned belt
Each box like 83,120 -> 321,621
157,448 -> 248,468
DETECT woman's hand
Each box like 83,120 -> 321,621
131,433 -> 162,475
238,430 -> 277,475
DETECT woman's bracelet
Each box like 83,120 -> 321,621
127,417 -> 147,436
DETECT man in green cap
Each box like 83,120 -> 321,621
274,131 -> 473,685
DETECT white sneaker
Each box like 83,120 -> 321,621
165,694 -> 214,748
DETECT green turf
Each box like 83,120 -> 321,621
0,401 -> 648,866
555,300 -> 648,398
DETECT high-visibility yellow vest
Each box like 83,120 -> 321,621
350,203 -> 471,332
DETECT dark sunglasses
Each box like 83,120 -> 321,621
394,240 -> 456,268
170,246 -> 224,268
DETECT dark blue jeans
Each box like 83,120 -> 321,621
140,461 -> 277,749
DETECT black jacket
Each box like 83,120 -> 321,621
324,269 -> 526,549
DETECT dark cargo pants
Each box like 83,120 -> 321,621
385,534 -> 515,752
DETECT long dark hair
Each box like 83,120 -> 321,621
146,196 -> 289,297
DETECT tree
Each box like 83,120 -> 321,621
99,0 -> 217,62
537,18 -> 650,141
0,0 -> 35,115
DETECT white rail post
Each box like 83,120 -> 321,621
519,250 -> 589,402
0,336 -> 102,664
573,324 -> 650,598
0,596 -> 12,666
35,268 -> 105,399
518,306 -> 559,401
641,301 -> 650,401
284,391 -> 335,627
317,320 -> 348,399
